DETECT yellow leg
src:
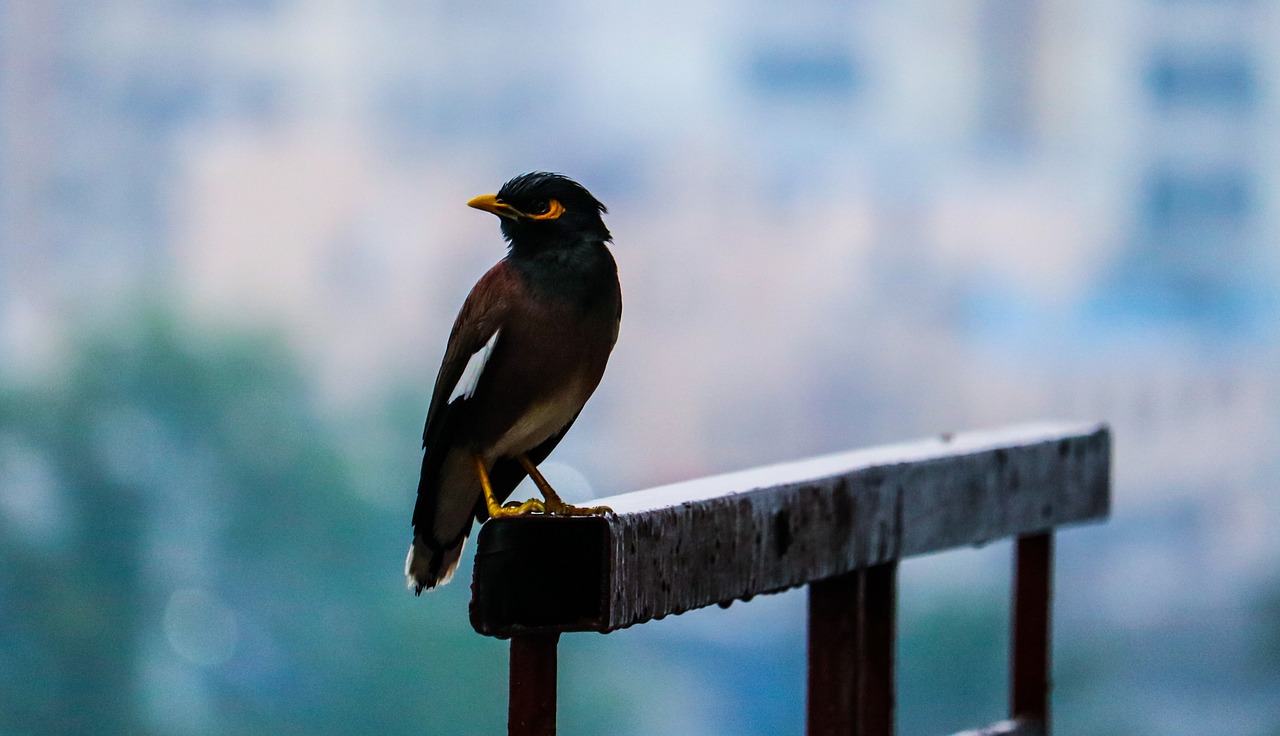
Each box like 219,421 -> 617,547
475,454 -> 545,518
517,455 -> 612,516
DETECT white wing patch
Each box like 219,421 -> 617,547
448,329 -> 500,403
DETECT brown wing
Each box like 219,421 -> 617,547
421,263 -> 516,448
412,262 -> 515,534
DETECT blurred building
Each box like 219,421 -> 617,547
1,0 -> 1277,472
1104,0 -> 1277,330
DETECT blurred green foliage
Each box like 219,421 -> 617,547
0,313 -> 577,734
897,589 -> 1007,735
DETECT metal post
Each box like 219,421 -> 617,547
859,562 -> 896,736
806,562 -> 897,736
509,632 -> 559,736
1011,532 -> 1053,734
808,570 -> 858,736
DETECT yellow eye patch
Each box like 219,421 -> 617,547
527,199 -> 564,221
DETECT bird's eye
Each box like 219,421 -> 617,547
527,198 -> 565,221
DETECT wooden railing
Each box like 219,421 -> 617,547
469,423 -> 1112,736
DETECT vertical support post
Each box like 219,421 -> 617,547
808,570 -> 858,736
1011,532 -> 1053,734
509,632 -> 559,736
859,562 -> 896,736
806,562 -> 897,736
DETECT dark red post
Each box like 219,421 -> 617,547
808,570 -> 858,735
806,562 -> 897,736
509,632 -> 559,736
858,562 -> 896,736
1011,532 -> 1053,733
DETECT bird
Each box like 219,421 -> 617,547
406,172 -> 621,594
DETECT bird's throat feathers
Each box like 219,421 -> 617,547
500,220 -> 611,256
506,240 -> 619,310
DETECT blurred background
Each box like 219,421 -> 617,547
1,1 -> 1278,734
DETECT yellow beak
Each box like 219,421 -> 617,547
467,193 -> 520,220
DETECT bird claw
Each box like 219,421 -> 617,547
489,498 -> 612,518
544,500 -> 613,517
490,498 -> 546,517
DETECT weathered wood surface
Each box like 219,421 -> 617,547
471,422 -> 1110,637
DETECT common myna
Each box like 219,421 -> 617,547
406,172 -> 621,594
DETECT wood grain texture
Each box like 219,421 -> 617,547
471,423 -> 1110,637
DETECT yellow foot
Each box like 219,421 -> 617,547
489,497 -> 546,518
513,453 -> 613,517
542,499 -> 613,517
490,497 -> 611,517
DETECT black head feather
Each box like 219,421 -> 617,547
494,172 -> 611,250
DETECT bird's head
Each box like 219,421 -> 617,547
468,172 -> 611,252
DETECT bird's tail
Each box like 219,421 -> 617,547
405,534 -> 467,595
